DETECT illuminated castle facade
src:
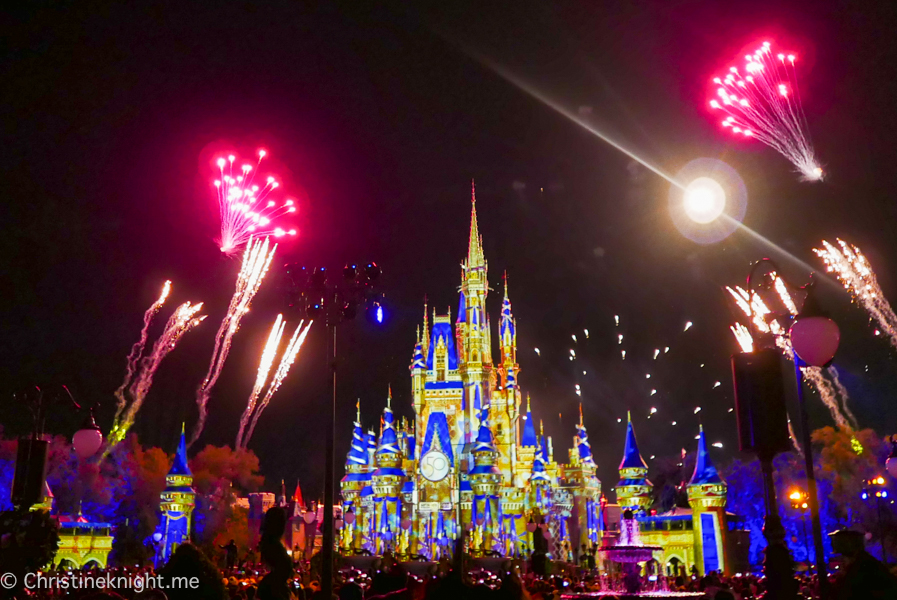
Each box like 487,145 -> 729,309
340,185 -> 602,560
338,186 -> 742,573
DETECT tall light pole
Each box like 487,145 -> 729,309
284,262 -> 382,598
732,259 -> 840,599
731,259 -> 796,599
789,282 -> 839,599
789,488 -> 812,567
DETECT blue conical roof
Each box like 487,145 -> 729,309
577,423 -> 596,467
500,294 -> 514,340
619,414 -> 648,471
347,419 -> 368,466
521,408 -> 537,448
377,405 -> 400,455
411,340 -> 426,370
457,291 -> 466,323
474,405 -> 496,452
531,437 -> 549,483
170,425 -> 191,476
690,426 -> 723,485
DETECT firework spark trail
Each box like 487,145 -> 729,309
827,365 -> 858,429
215,151 -> 297,254
106,301 -> 205,451
709,41 -> 822,181
112,280 -> 171,427
787,418 -> 803,456
236,314 -> 287,449
727,282 -> 853,429
189,237 -> 277,447
242,320 -> 312,449
815,239 -> 897,350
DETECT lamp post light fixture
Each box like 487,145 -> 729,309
73,408 -> 104,460
283,261 -> 383,599
789,489 -> 810,511
789,488 -> 813,567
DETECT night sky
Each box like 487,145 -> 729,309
2,0 -> 897,499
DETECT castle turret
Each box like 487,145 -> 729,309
469,404 -> 502,552
371,391 -> 405,553
340,401 -> 371,552
411,324 -> 427,458
565,406 -> 602,555
515,395 -> 538,487
688,425 -> 728,576
493,274 -> 519,481
615,412 -> 652,512
156,425 -> 195,566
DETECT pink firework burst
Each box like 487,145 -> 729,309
214,150 -> 297,253
708,40 -> 823,182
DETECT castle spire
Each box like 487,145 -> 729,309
521,394 -> 537,447
689,425 -> 723,485
356,399 -> 361,423
387,385 -> 392,409
467,179 -> 485,269
619,413 -> 648,471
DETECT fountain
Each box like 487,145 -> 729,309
561,510 -> 703,599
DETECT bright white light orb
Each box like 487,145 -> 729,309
683,177 -> 726,223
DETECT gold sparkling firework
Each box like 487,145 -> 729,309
113,280 -> 171,427
236,314 -> 287,449
190,236 -> 277,447
240,319 -> 313,449
815,239 -> 897,350
726,280 -> 854,430
107,301 -> 205,451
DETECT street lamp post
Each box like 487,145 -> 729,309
732,259 -> 840,598
12,386 -> 104,508
732,259 -> 797,599
861,476 -> 890,565
284,262 -> 382,598
789,282 -> 840,600
789,489 -> 812,567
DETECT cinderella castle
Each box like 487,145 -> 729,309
339,185 -> 744,576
